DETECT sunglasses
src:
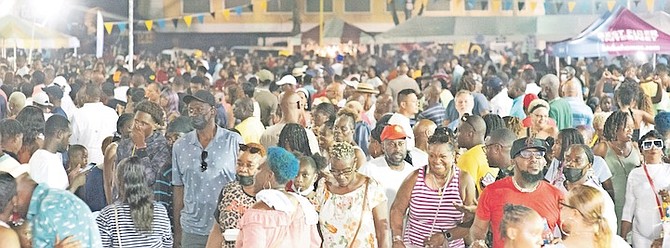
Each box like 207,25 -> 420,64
642,139 -> 664,151
517,150 -> 545,159
559,201 -> 586,218
201,151 -> 208,172
239,144 -> 262,154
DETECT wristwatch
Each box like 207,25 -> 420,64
442,230 -> 453,241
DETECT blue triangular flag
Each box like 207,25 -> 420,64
157,19 -> 166,29
503,0 -> 513,10
118,23 -> 127,32
235,6 -> 243,15
197,15 -> 204,23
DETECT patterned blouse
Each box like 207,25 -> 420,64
214,181 -> 256,248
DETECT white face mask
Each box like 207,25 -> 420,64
291,182 -> 315,196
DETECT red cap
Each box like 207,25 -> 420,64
381,125 -> 407,141
523,94 -> 538,109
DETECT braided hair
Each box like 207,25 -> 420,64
602,111 -> 631,142
278,123 -> 313,156
500,204 -> 539,240
556,128 -> 584,161
483,114 -> 506,138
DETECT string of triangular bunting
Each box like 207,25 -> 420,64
467,0 -> 661,13
103,0 -> 271,34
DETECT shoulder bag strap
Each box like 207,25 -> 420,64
114,205 -> 123,248
348,177 -> 370,248
643,163 -> 665,219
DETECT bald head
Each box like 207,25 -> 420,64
457,114 -> 487,148
561,79 -> 582,97
279,91 -> 302,123
413,119 -> 437,143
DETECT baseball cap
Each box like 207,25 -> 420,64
523,94 -> 538,110
380,125 -> 407,141
257,69 -> 274,82
276,75 -> 297,86
510,137 -> 548,159
183,90 -> 216,107
43,85 -> 64,100
33,91 -> 53,107
190,76 -> 206,85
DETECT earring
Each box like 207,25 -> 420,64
263,181 -> 271,190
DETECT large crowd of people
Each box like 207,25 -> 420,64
0,46 -> 668,248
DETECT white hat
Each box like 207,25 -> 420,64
51,76 -> 71,95
33,91 -> 53,107
343,74 -> 361,88
276,75 -> 297,86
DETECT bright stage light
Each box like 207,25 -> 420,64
32,0 -> 65,21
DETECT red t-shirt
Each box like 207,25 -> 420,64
475,177 -> 563,248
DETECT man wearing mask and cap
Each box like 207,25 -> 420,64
470,137 -> 563,248
172,90 -> 243,248
359,125 -> 418,209
483,76 -> 512,117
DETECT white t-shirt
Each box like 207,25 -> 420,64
29,149 -> 68,190
359,157 -> 419,209
0,154 -> 27,177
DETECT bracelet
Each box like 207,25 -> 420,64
393,235 -> 403,243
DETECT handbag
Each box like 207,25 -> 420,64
113,205 -> 123,248
349,177 -> 370,248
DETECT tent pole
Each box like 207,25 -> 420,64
13,44 -> 16,71
566,56 -> 572,65
653,54 -> 657,69
128,0 -> 134,73
555,56 -> 560,75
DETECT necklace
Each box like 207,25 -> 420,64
512,176 -> 539,193
431,165 -> 453,196
609,141 -> 629,156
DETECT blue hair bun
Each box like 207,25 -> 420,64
267,146 -> 299,184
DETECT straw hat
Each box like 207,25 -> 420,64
355,83 -> 379,94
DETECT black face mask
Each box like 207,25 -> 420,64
191,116 -> 208,130
237,175 -> 254,186
563,167 -> 585,183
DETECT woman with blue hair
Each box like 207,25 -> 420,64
236,147 -> 321,247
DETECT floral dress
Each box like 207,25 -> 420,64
315,177 -> 387,248
214,182 -> 256,248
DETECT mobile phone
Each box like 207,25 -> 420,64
79,163 -> 96,173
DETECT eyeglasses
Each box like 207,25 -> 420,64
642,139 -> 664,151
329,167 -> 354,177
239,144 -> 262,154
559,201 -> 586,218
517,150 -> 545,159
200,151 -> 208,172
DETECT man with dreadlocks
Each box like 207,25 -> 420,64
594,110 -> 641,229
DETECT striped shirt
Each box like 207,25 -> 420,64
96,202 -> 173,248
404,166 -> 465,248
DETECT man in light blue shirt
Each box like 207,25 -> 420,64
507,78 -> 527,119
562,79 -> 594,127
172,90 -> 243,248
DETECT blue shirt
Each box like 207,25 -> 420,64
172,127 -> 242,235
510,95 -> 526,119
28,184 -> 102,247
565,97 -> 594,127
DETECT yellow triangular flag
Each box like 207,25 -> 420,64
647,0 -> 655,12
223,9 -> 231,20
104,22 -> 114,34
529,1 -> 537,11
183,15 -> 192,27
607,0 -> 616,10
491,0 -> 501,11
144,20 -> 153,31
567,1 -> 576,12
260,0 -> 268,10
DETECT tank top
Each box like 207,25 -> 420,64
404,166 -> 465,248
